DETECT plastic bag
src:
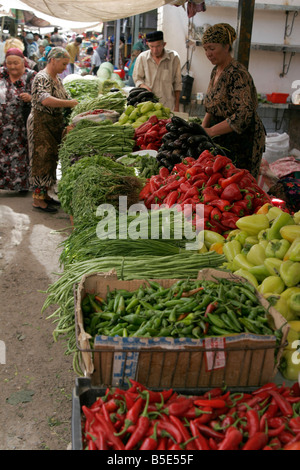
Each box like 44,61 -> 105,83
262,132 -> 290,163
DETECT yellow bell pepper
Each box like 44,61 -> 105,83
198,230 -> 225,249
264,293 -> 295,321
281,287 -> 300,301
265,239 -> 291,259
280,225 -> 300,243
223,240 -> 242,263
279,260 -> 300,287
256,203 -> 274,215
293,210 -> 300,225
264,257 -> 282,276
288,320 -> 300,332
236,214 -> 270,236
209,242 -> 224,254
233,269 -> 259,288
232,253 -> 254,271
283,237 -> 300,262
279,348 -> 300,381
258,275 -> 285,295
246,243 -> 266,266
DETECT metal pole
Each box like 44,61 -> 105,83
235,0 -> 255,69
114,18 -> 121,69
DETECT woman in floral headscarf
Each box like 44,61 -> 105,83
27,47 -> 78,212
201,23 -> 265,179
0,48 -> 36,192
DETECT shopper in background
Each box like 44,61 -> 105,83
50,27 -> 64,47
125,41 -> 146,86
5,37 -> 36,69
27,47 -> 78,213
201,23 -> 265,179
133,31 -> 182,111
66,36 -> 82,74
26,33 -> 38,62
90,46 -> 101,75
0,48 -> 36,192
96,39 -> 108,62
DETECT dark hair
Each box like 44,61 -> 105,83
120,35 -> 125,44
75,37 -> 82,44
86,46 -> 93,54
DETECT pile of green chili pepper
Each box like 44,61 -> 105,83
81,378 -> 300,450
82,277 -> 278,340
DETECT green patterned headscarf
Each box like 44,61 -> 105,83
202,23 -> 237,46
47,47 -> 70,62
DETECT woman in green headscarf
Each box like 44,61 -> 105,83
125,41 -> 146,87
201,23 -> 265,179
27,47 -> 79,212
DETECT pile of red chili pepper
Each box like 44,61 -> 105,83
139,151 -> 272,235
81,379 -> 300,450
134,116 -> 171,152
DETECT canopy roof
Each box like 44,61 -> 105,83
9,0 -> 176,23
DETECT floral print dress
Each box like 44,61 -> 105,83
27,69 -> 70,199
204,59 -> 266,179
0,66 -> 36,191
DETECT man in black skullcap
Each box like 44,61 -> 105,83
133,30 -> 182,111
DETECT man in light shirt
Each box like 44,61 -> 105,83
133,30 -> 182,111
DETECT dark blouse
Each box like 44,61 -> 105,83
204,59 -> 265,179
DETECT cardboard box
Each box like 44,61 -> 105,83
75,269 -> 289,390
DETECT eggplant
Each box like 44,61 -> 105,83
198,141 -> 214,152
178,132 -> 193,142
171,116 -> 190,129
177,126 -> 191,135
188,121 -> 206,134
187,135 -> 209,146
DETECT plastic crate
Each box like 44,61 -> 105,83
71,376 -> 260,450
266,93 -> 289,104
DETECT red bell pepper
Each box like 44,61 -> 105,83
212,155 -> 232,173
220,170 -> 245,189
210,207 -> 222,221
206,172 -> 223,187
220,182 -> 244,201
209,199 -> 232,212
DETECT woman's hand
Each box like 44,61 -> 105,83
19,92 -> 32,103
68,99 -> 79,108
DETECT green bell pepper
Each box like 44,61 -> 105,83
266,206 -> 285,222
233,269 -> 259,288
223,239 -> 242,263
293,210 -> 300,224
199,230 -> 225,249
227,229 -> 248,245
265,239 -> 291,259
248,264 -> 270,282
279,348 -> 300,381
246,243 -> 266,266
258,275 -> 285,295
288,293 -> 300,314
264,257 -> 282,276
266,211 -> 295,240
280,260 -> 300,287
236,214 -> 270,236
232,253 -> 254,271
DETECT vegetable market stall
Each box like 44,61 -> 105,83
39,77 -> 300,451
